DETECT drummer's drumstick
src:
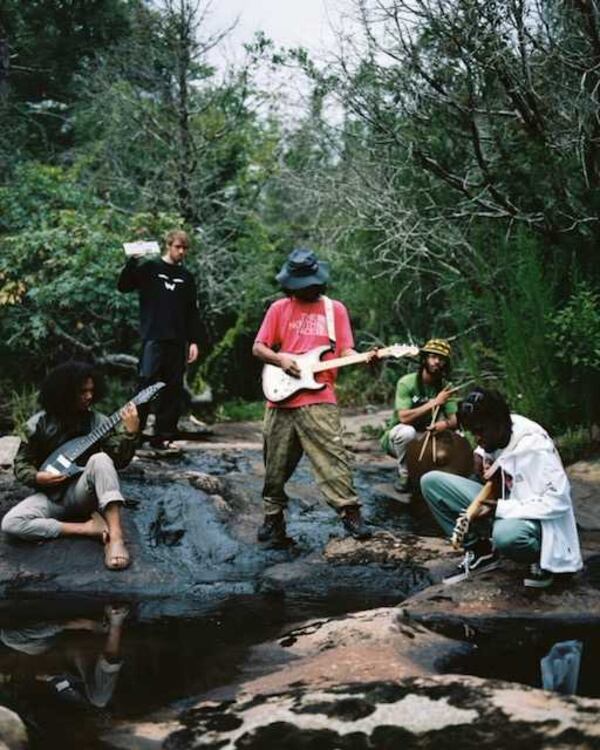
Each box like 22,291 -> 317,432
418,404 -> 441,462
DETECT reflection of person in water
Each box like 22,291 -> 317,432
0,604 -> 128,708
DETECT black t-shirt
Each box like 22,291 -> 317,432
118,258 -> 201,342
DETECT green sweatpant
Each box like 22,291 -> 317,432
421,470 -> 541,562
262,404 -> 359,515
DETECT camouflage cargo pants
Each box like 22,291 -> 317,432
262,403 -> 360,515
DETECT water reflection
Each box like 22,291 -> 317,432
1,604 -> 127,710
0,592 -> 398,749
0,603 -> 130,748
540,639 -> 583,695
439,626 -> 598,699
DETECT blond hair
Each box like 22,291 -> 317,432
165,229 -> 190,249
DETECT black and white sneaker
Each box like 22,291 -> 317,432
443,547 -> 500,586
523,563 -> 554,589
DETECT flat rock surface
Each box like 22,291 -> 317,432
0,412 -> 598,614
400,551 -> 600,636
105,675 -> 600,750
223,608 -> 471,699
0,409 -> 428,602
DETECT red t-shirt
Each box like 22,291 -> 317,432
255,296 -> 355,408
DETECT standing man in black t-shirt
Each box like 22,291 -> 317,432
118,229 -> 201,449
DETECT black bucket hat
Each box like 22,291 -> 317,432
276,248 -> 330,290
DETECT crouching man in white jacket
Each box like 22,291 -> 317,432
421,387 -> 582,588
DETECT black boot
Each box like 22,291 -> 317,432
341,507 -> 372,540
257,513 -> 293,547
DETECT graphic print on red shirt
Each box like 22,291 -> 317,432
255,296 -> 354,408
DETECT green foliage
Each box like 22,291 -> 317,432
215,400 -> 265,423
550,284 -> 600,372
555,426 -> 599,467
468,231 -> 560,427
1,0 -> 133,156
198,312 -> 263,402
336,364 -> 396,409
0,162 -> 182,380
549,282 -> 600,425
1,0 -> 598,449
8,385 -> 39,439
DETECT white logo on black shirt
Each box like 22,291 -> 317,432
157,274 -> 185,292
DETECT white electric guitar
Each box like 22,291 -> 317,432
262,344 -> 419,403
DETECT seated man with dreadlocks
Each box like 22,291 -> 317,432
421,387 -> 583,588
380,339 -> 458,492
3,362 -> 138,570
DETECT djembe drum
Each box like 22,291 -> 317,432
406,430 -> 473,489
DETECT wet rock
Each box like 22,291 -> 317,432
0,442 -> 424,601
209,495 -> 231,517
158,675 -> 600,749
176,415 -> 213,438
569,458 -> 600,530
257,548 -> 430,603
136,446 -> 184,460
400,555 -> 600,638
371,481 -> 412,504
0,705 -> 27,750
232,608 -> 471,697
323,532 -> 456,583
0,464 -> 252,599
186,472 -> 224,495
346,439 -> 380,453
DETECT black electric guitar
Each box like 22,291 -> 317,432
41,382 -> 165,478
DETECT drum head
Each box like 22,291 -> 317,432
406,431 -> 473,487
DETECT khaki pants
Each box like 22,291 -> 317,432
386,423 -> 422,477
262,404 -> 359,515
1,452 -> 124,541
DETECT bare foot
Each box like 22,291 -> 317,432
104,538 -> 130,571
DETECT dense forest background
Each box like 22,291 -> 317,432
1,0 -> 599,441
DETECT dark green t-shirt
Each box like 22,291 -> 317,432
381,372 -> 457,452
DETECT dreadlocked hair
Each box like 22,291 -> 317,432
39,361 -> 105,419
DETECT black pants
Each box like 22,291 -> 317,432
137,340 -> 187,439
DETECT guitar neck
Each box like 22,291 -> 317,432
312,347 -> 403,374
465,481 -> 494,521
72,411 -> 122,459
312,352 -> 370,373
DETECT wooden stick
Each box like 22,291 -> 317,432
418,404 -> 441,462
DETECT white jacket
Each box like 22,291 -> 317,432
488,414 -> 582,573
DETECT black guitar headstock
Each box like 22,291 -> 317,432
132,382 -> 166,406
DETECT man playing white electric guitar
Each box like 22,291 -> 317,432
253,248 -> 385,547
